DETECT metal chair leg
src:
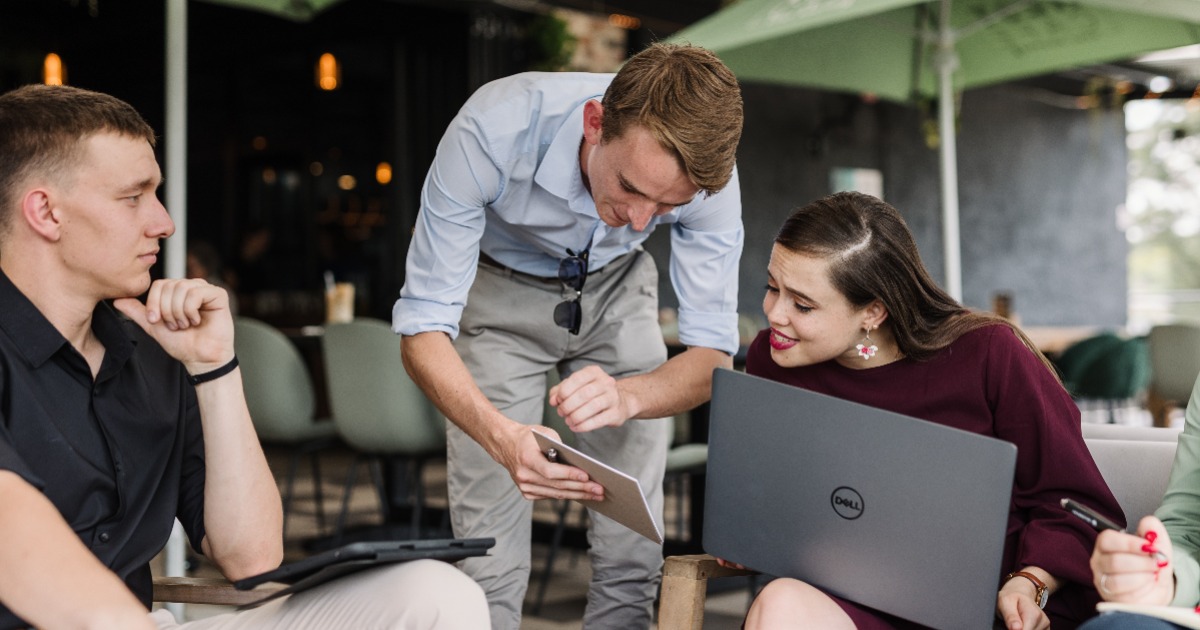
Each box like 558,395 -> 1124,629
411,459 -> 425,539
532,499 -> 573,615
333,455 -> 363,546
282,449 -> 301,538
309,450 -> 326,533
369,457 -> 392,524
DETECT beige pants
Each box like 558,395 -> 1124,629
150,560 -> 489,629
450,248 -> 670,630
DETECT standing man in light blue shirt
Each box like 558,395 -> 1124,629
393,43 -> 744,630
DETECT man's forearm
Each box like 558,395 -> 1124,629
618,346 -> 731,420
401,331 -> 514,455
0,472 -> 154,630
194,370 -> 284,581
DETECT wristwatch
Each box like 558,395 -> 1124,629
1004,571 -> 1049,609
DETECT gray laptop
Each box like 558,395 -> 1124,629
704,369 -> 1017,630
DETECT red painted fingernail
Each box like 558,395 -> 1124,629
1143,543 -> 1158,553
1146,531 -> 1158,543
1159,560 -> 1169,568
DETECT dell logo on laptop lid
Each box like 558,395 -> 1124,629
831,486 -> 864,520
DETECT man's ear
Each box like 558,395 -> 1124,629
20,189 -> 63,241
582,99 -> 604,146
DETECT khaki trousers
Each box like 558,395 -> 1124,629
151,559 -> 489,629
449,248 -> 671,630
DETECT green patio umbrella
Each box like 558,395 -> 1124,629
671,0 -> 1200,300
195,0 -> 345,21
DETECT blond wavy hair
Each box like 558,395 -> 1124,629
601,43 -> 743,195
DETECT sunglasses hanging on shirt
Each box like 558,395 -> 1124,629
554,248 -> 589,335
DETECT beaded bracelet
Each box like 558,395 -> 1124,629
187,356 -> 239,386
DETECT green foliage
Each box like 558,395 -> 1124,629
527,14 -> 576,72
1126,100 -> 1200,292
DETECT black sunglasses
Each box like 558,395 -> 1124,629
554,248 -> 589,335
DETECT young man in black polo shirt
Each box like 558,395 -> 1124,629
0,85 -> 487,629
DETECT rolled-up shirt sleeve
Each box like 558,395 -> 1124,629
670,167 -> 743,356
393,105 -> 502,338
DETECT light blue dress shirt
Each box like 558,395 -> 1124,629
392,71 -> 744,355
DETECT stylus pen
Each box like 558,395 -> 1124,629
1061,498 -> 1122,532
1062,498 -> 1169,565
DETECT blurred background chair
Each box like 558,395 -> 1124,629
321,318 -> 445,543
234,316 -> 338,538
1072,336 -> 1150,424
737,313 -> 763,344
1054,332 -> 1123,396
1147,323 -> 1200,427
1054,332 -> 1150,424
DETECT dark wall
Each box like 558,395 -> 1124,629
889,84 -> 1129,326
645,81 -> 1129,329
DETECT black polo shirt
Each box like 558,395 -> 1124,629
0,270 -> 207,628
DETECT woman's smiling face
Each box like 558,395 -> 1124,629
762,244 -> 877,369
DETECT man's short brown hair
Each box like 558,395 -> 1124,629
0,84 -> 156,236
601,43 -> 743,196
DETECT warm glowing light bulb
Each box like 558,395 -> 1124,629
608,14 -> 641,29
317,53 -> 340,91
376,162 -> 393,185
43,53 -> 65,85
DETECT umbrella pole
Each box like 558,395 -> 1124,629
164,3 -> 187,617
165,0 -> 188,281
937,0 -> 963,302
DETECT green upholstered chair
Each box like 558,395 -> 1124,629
1054,332 -> 1123,397
1147,323 -> 1200,426
1073,336 -> 1150,424
321,318 -> 445,542
234,317 -> 338,537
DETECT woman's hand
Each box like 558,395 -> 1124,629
1090,516 -> 1174,605
997,567 -> 1056,630
996,583 -> 1049,630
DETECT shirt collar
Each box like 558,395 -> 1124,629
534,99 -> 592,208
0,269 -> 135,370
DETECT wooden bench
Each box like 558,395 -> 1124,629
658,554 -> 754,630
152,576 -> 285,607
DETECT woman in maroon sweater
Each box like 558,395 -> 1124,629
737,192 -> 1122,630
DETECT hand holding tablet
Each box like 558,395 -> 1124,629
533,432 -> 663,544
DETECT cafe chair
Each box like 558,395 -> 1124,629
1072,336 -> 1150,424
321,318 -> 445,543
1147,323 -> 1200,427
234,317 -> 339,538
1054,332 -> 1123,396
737,313 -> 763,345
